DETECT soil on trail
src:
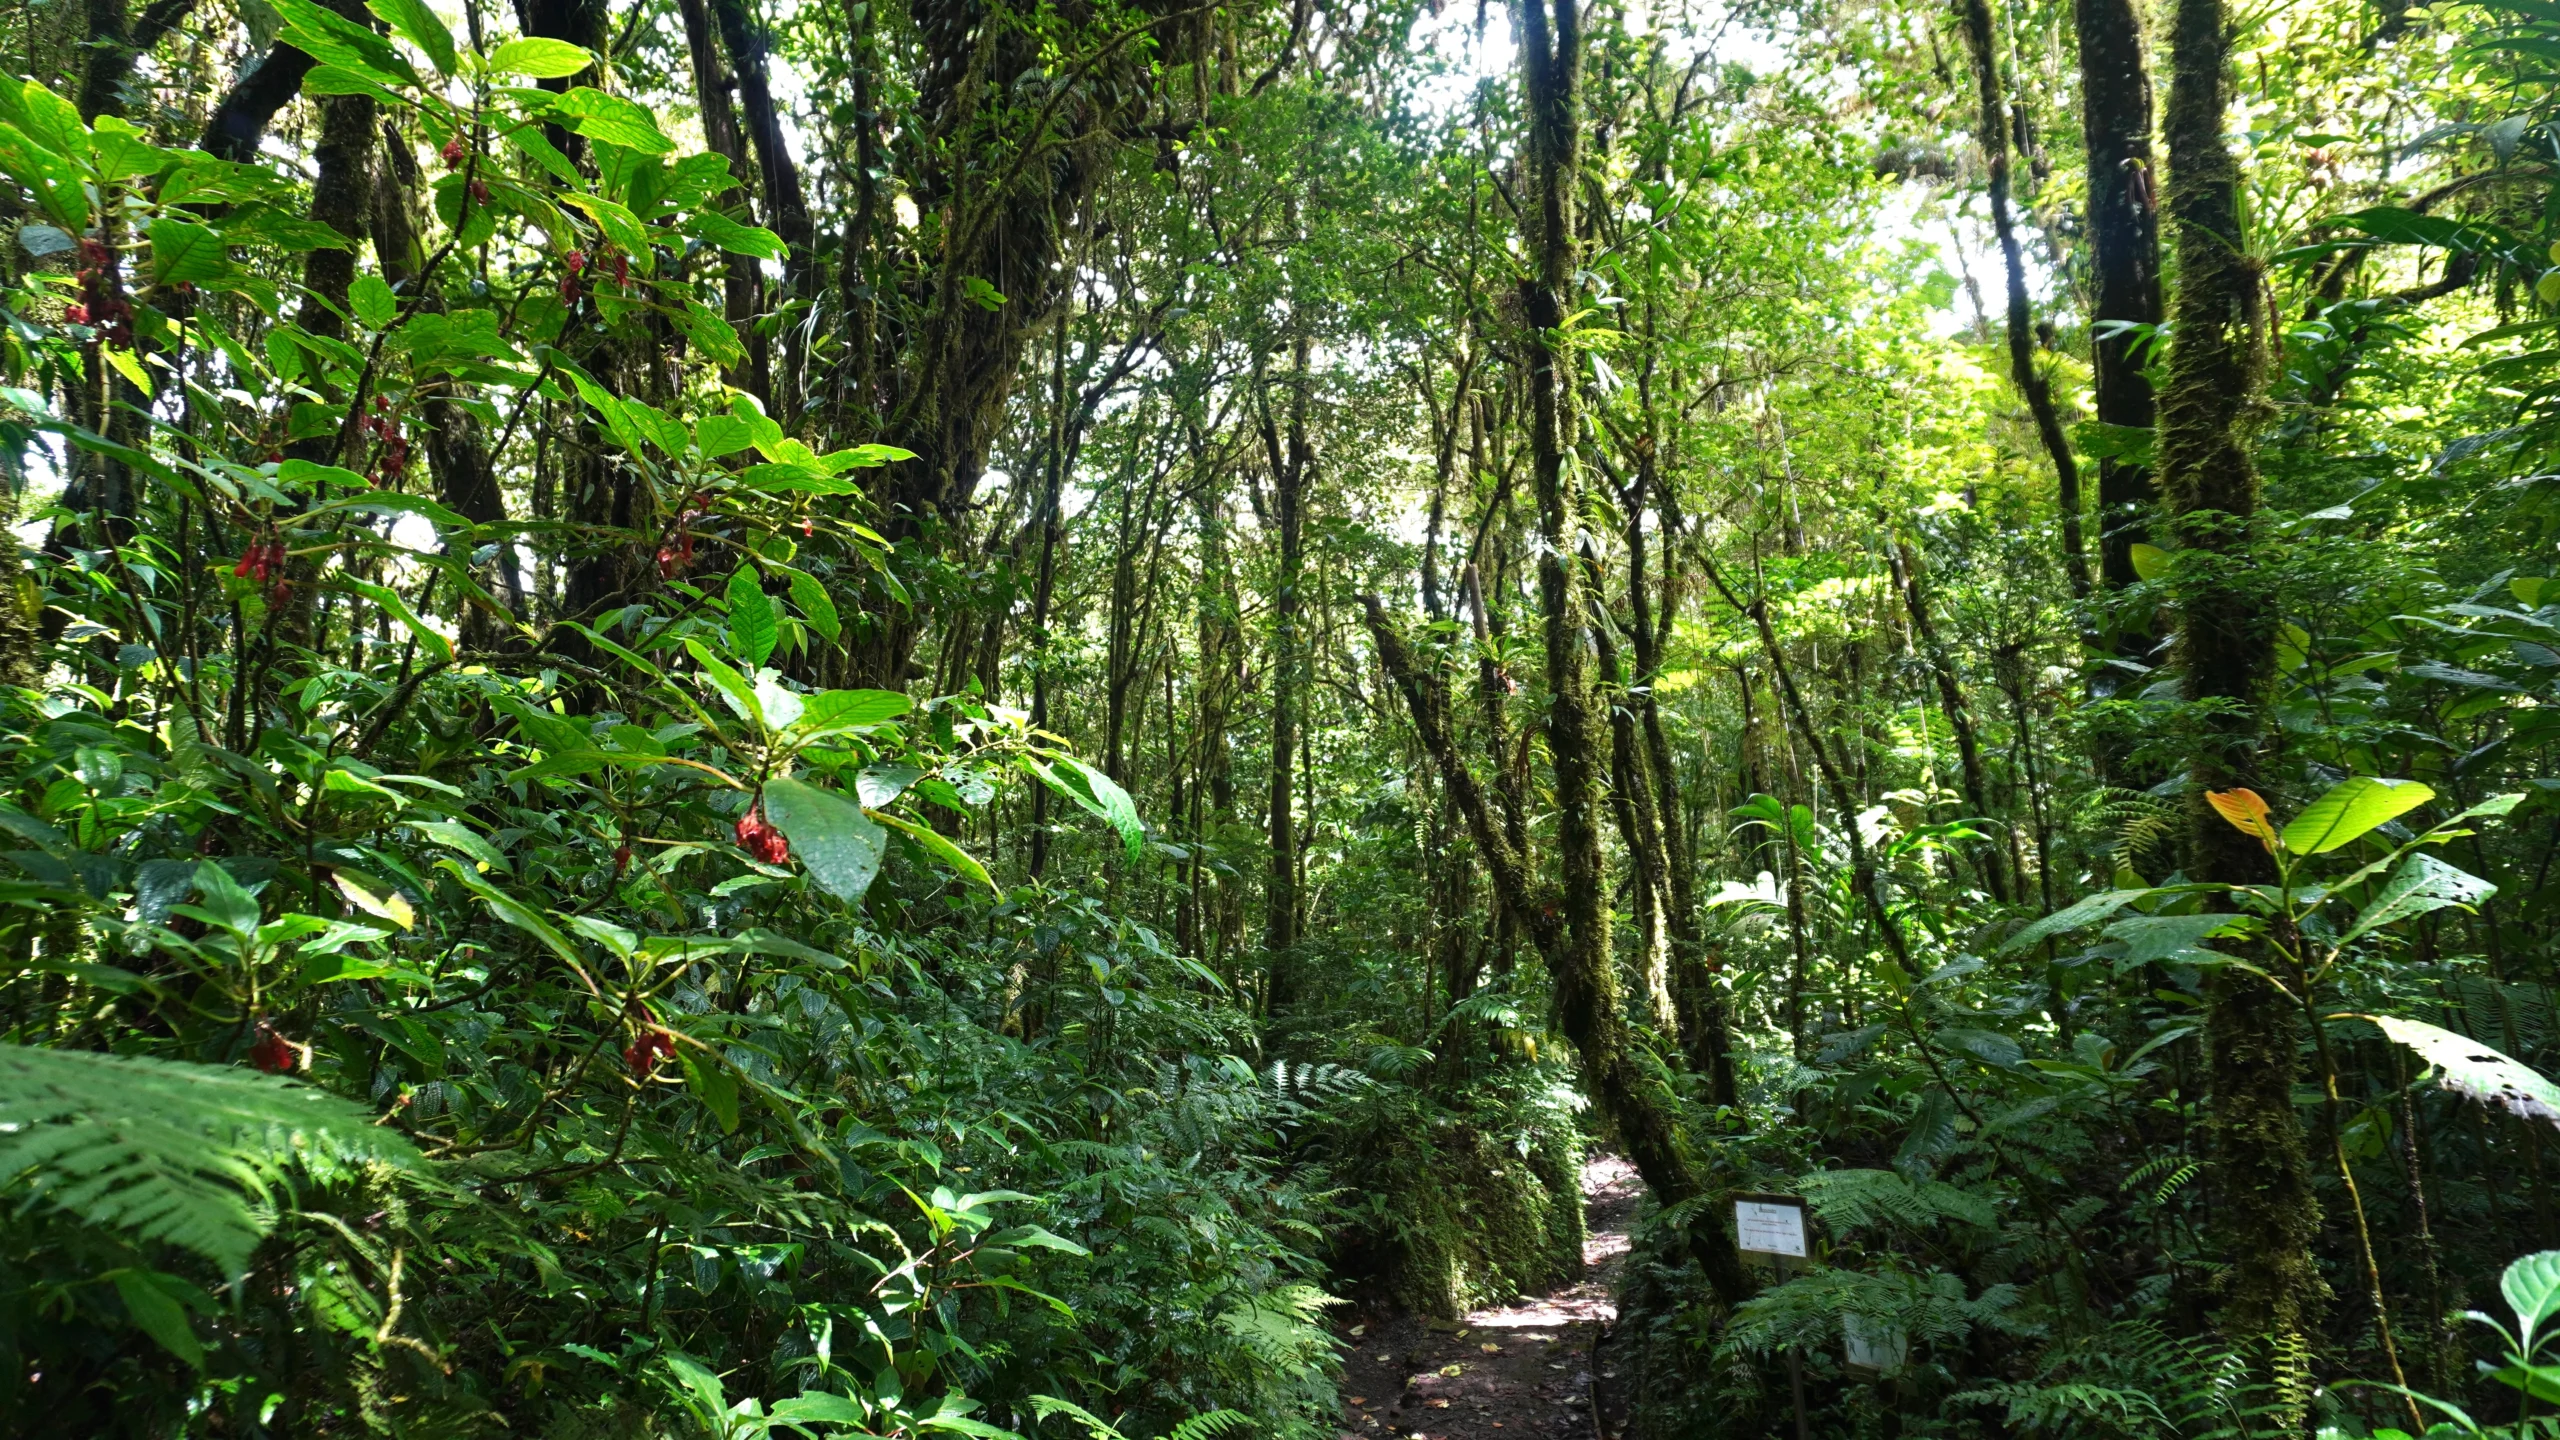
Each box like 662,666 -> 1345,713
1333,1156 -> 1642,1440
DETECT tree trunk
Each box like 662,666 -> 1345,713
1955,0 -> 2091,599
2078,0 -> 2165,598
677,0 -> 773,404
2160,0 -> 2326,1396
1259,333 -> 1311,1011
1511,0 -> 1750,1305
1891,538 -> 2010,902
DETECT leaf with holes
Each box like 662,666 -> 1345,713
2363,1013 -> 2560,1127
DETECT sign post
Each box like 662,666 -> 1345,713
1734,1194 -> 1811,1440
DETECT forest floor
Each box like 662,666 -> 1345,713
1332,1156 -> 1641,1440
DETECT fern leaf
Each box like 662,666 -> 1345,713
0,1044 -> 424,1275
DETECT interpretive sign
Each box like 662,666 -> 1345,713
1733,1192 -> 1808,1258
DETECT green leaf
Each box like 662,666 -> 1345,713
148,218 -> 229,285
559,192 -> 652,270
2345,852 -> 2495,941
794,688 -> 911,732
681,1051 -> 739,1134
788,568 -> 841,644
2103,912 -> 2252,963
350,272 -> 397,329
2281,776 -> 2435,854
405,818 -> 509,874
2509,1252 -> 2560,1353
763,777 -> 886,904
367,0 -> 455,73
2362,1013 -> 2560,1129
2000,890 -> 2153,954
771,1391 -> 869,1424
1028,755 -> 1143,860
346,579 -> 454,662
726,566 -> 776,668
683,210 -> 787,260
110,1269 -> 204,1368
268,0 -> 419,86
548,88 -> 672,155
0,1045 -> 423,1276
871,808 -> 997,893
2127,543 -> 2170,582
486,36 -> 594,77
1936,1027 -> 2025,1070
683,638 -> 764,728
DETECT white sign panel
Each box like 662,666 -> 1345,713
1734,1198 -> 1808,1257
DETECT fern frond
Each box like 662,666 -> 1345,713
1028,1394 -> 1127,1440
1167,1410 -> 1251,1440
0,1043 -> 423,1274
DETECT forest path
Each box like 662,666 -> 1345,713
1333,1156 -> 1641,1440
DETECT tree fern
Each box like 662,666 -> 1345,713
0,1043 -> 423,1275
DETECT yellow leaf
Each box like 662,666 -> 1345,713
2206,788 -> 2279,851
333,870 -> 416,930
102,345 -> 151,393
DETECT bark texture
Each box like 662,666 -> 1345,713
2159,0 -> 2326,1395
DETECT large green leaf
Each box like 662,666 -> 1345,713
485,36 -> 594,77
148,217 -> 230,285
794,688 -> 911,732
0,1044 -> 423,1276
872,808 -> 997,893
2363,1013 -> 2560,1128
2000,890 -> 2153,954
2280,776 -> 2434,854
726,566 -> 776,668
2506,1251 -> 2560,1353
548,88 -> 673,154
1027,755 -> 1144,860
763,778 -> 886,904
2344,852 -> 2495,941
367,0 -> 455,73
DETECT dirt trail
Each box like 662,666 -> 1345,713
1333,1156 -> 1641,1440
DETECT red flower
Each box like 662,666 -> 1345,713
623,1027 -> 676,1077
734,805 -> 789,865
249,1022 -> 298,1074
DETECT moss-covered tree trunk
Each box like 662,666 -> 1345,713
2159,0 -> 2325,1399
1954,0 -> 2088,598
1506,0 -> 1750,1305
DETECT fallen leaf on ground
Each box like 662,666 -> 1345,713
1438,1364 -> 1463,1377
1480,1342 -> 1500,1353
1426,1400 -> 1449,1410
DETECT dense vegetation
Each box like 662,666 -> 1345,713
8,0 -> 2560,1431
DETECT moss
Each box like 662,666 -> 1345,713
1380,1126 -> 1586,1319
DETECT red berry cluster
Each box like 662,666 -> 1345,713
561,249 -> 587,305
364,394 -> 410,482
234,533 -> 290,607
735,805 -> 789,864
440,134 -> 467,169
655,500 -> 711,579
249,1021 -> 299,1074
609,252 -> 629,289
613,841 -> 633,878
71,236 -> 133,348
623,1026 -> 676,1078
